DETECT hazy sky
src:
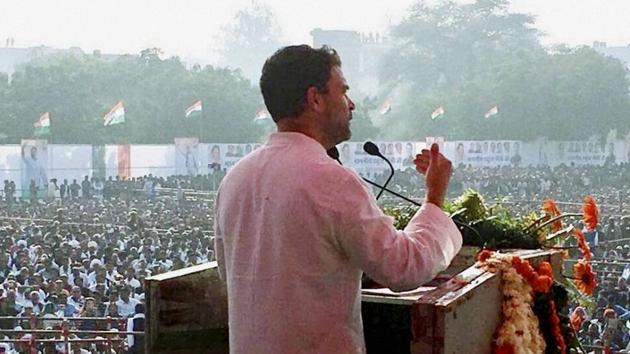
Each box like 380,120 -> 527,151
1,0 -> 629,63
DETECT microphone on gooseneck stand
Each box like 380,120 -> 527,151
327,146 -> 423,207
327,144 -> 480,238
363,142 -> 394,200
326,147 -> 341,164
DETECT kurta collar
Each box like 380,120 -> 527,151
267,132 -> 328,157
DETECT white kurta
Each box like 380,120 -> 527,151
214,132 -> 462,354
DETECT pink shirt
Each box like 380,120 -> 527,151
214,132 -> 462,354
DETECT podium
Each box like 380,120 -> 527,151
145,262 -> 229,354
361,247 -> 563,354
145,248 -> 563,353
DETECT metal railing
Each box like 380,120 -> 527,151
0,315 -> 144,354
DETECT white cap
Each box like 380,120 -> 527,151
128,279 -> 141,288
90,259 -> 102,269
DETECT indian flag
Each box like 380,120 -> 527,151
185,100 -> 202,119
484,105 -> 498,119
431,106 -> 445,120
34,112 -> 51,136
379,100 -> 391,115
103,101 -> 125,126
254,108 -> 271,122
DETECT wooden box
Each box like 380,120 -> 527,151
145,262 -> 228,354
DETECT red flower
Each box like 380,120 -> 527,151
494,343 -> 515,354
542,199 -> 563,231
573,260 -> 597,295
582,195 -> 599,231
478,249 -> 493,263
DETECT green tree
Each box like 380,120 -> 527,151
377,0 -> 630,141
1,50 -> 265,144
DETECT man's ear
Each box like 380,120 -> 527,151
305,86 -> 325,114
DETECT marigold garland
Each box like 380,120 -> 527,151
549,300 -> 567,354
511,257 -> 552,294
537,262 -> 553,278
479,253 -> 547,354
479,253 -> 572,354
542,199 -> 563,232
494,343 -> 515,354
478,249 -> 493,263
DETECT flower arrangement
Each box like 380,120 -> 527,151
473,195 -> 598,354
383,190 -> 600,353
478,252 -> 576,354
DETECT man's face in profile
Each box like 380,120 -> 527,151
30,147 -> 38,159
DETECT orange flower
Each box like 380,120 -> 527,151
538,261 -> 553,279
573,260 -> 597,295
573,229 -> 592,261
511,257 -> 553,292
533,275 -> 553,293
478,249 -> 492,263
582,195 -> 599,231
542,199 -> 562,231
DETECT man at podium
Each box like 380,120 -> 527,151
213,45 -> 462,354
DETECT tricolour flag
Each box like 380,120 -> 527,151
185,100 -> 202,119
431,106 -> 445,120
103,101 -> 125,126
484,105 -> 498,119
34,112 -> 51,136
254,108 -> 271,122
379,100 -> 391,115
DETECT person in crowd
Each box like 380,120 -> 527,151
81,176 -> 91,199
127,303 -> 145,354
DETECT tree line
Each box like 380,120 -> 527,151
1,0 -> 629,144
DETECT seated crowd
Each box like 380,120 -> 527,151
1,161 -> 630,352
0,181 -> 214,353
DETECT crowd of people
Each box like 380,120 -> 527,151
0,176 -> 215,353
1,161 -> 630,352
375,163 -> 630,228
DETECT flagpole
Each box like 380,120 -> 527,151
49,116 -> 53,187
199,110 -> 204,143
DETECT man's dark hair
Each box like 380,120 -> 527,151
260,45 -> 341,122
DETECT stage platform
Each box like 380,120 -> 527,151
145,247 -> 563,353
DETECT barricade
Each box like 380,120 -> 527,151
0,315 -> 144,353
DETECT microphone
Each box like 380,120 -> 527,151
328,146 -> 422,206
327,144 -> 479,239
363,142 -> 394,200
326,147 -> 341,163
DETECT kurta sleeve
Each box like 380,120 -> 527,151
325,170 -> 462,292
213,196 -> 227,281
